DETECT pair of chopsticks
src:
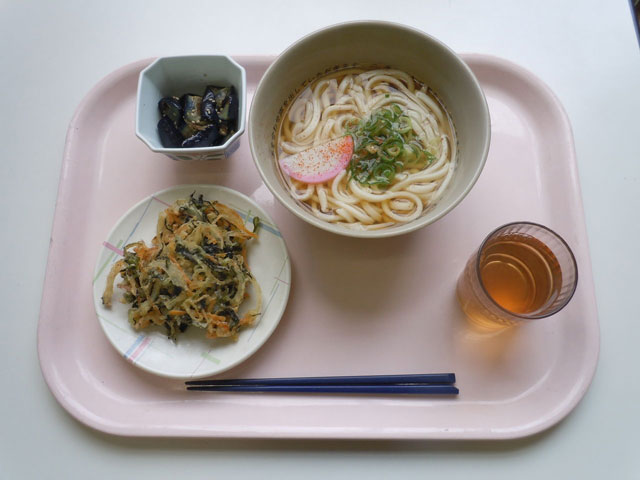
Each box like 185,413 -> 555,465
186,373 -> 458,395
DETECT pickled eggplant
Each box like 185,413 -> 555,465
176,117 -> 197,139
219,87 -> 239,122
181,94 -> 206,126
213,87 -> 230,109
182,125 -> 219,148
157,116 -> 183,148
201,93 -> 219,124
204,86 -> 224,107
205,86 -> 238,122
158,97 -> 182,124
156,84 -> 239,149
218,121 -> 230,137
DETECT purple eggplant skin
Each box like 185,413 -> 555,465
157,84 -> 238,148
215,86 -> 238,122
157,116 -> 183,148
204,85 -> 238,122
175,117 -> 197,139
180,94 -> 205,126
158,96 -> 182,125
203,86 -> 222,123
201,96 -> 219,124
204,86 -> 225,108
181,124 -> 219,148
226,86 -> 239,121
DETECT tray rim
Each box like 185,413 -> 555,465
37,53 -> 600,440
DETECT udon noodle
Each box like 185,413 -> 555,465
276,67 -> 456,230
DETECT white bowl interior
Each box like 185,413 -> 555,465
249,22 -> 490,237
137,55 -> 246,153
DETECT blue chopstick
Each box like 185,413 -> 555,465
185,373 -> 455,386
186,384 -> 458,395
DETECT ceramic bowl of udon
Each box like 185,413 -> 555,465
136,55 -> 246,161
249,21 -> 490,238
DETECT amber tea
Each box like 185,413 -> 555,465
457,222 -> 577,329
479,234 -> 562,314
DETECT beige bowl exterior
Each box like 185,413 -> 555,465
249,21 -> 490,238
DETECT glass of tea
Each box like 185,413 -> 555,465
456,222 -> 578,329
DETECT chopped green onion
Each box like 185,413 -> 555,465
347,104 -> 435,188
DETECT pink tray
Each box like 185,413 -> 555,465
38,55 -> 599,440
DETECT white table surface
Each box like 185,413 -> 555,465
2,0 -> 639,477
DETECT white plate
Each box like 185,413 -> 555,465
92,184 -> 291,379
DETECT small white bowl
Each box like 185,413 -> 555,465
249,21 -> 491,238
136,55 -> 246,161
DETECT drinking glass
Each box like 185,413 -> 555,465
456,222 -> 578,329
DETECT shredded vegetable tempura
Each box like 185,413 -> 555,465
102,194 -> 262,341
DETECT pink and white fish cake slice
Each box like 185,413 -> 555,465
279,136 -> 354,184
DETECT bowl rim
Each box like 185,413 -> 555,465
248,20 -> 491,238
135,54 -> 247,154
